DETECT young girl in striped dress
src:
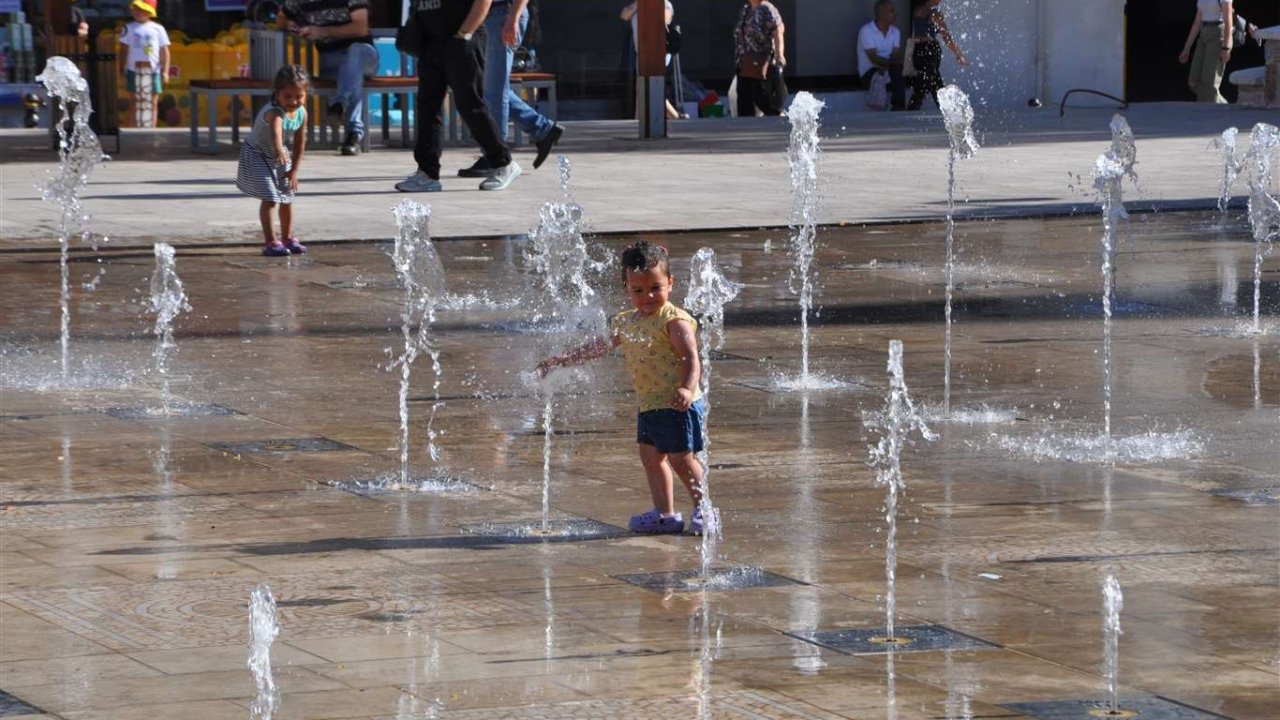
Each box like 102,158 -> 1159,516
236,65 -> 309,256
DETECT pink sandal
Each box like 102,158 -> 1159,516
285,237 -> 307,255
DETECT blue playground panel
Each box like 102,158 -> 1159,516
370,37 -> 414,129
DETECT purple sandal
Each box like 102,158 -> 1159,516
689,504 -> 719,536
628,508 -> 684,534
285,237 -> 307,255
262,240 -> 290,257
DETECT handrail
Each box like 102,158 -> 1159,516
1058,88 -> 1129,117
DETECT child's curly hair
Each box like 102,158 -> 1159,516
620,240 -> 670,281
272,64 -> 310,97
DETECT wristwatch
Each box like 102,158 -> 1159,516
455,31 -> 473,41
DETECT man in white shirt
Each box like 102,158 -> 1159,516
856,0 -> 904,110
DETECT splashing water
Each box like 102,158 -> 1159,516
938,85 -> 979,416
149,243 -> 191,415
524,202 -> 606,324
1092,115 -> 1137,447
786,92 -> 825,387
989,428 -> 1204,464
389,200 -> 447,486
248,584 -> 280,720
524,179 -> 609,530
1212,127 -> 1242,215
557,154 -> 573,201
1245,124 -> 1279,335
37,57 -> 106,384
1102,574 -> 1124,714
867,341 -> 936,639
539,390 -> 554,532
685,247 -> 741,576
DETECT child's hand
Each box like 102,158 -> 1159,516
671,386 -> 695,411
287,171 -> 299,192
276,150 -> 289,167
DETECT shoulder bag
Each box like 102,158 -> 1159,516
396,10 -> 425,58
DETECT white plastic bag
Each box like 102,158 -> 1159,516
727,75 -> 738,117
866,70 -> 890,111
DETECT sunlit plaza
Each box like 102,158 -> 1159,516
2,3 -> 1280,718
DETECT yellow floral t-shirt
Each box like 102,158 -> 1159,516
611,302 -> 702,412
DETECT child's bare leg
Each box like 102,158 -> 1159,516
279,202 -> 293,241
638,443 -> 676,515
667,451 -> 705,506
259,201 -> 276,244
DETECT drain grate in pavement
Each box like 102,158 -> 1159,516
103,403 -> 238,420
462,519 -> 627,543
209,437 -> 357,455
788,624 -> 998,655
0,690 -> 45,717
616,567 -> 803,593
1000,697 -> 1232,720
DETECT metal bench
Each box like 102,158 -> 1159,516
188,76 -> 417,154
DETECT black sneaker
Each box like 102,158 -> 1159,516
457,156 -> 492,178
340,132 -> 361,156
532,123 -> 564,170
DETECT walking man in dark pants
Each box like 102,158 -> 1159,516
396,0 -> 521,192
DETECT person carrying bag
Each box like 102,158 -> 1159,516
733,0 -> 786,116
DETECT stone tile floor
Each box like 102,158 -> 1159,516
0,211 -> 1277,719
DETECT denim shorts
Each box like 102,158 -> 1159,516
636,397 -> 707,454
126,69 -> 162,95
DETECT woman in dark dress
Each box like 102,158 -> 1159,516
907,0 -> 966,111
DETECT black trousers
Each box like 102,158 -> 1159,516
736,68 -> 785,117
413,36 -> 511,179
907,38 -> 943,111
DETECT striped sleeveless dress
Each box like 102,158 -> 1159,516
235,103 -> 306,204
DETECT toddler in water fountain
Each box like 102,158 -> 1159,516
235,65 -> 309,257
537,241 -> 708,535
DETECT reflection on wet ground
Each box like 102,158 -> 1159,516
1,211 -> 1277,718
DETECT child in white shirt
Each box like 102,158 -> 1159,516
118,0 -> 170,127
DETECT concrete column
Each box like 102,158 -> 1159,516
636,0 -> 666,139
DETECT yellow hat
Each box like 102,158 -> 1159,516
130,0 -> 158,18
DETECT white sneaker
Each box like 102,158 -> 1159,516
395,171 -> 442,193
479,160 -> 521,191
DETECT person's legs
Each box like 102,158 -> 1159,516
907,40 -> 935,110
483,10 -> 512,138
279,202 -> 292,241
411,48 -> 450,180
1194,26 -> 1227,103
445,36 -> 512,169
666,451 -> 704,507
258,201 -> 276,244
736,75 -> 756,117
912,40 -> 943,109
888,63 -> 906,111
343,43 -> 376,137
317,49 -> 344,117
482,10 -> 554,143
637,443 -> 676,516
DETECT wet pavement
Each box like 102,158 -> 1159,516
1,210 -> 1278,719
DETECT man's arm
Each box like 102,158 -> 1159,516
459,0 -> 494,36
298,8 -> 370,41
503,0 -> 531,47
